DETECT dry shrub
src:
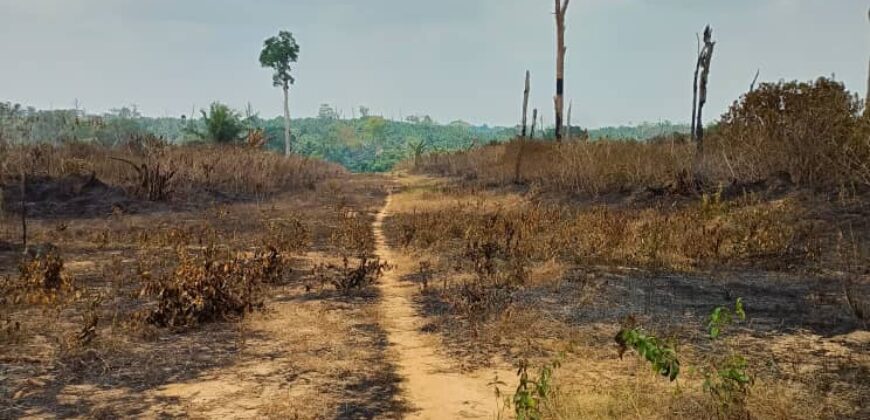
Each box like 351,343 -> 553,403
0,317 -> 23,345
265,217 -> 311,254
71,294 -> 102,347
138,246 -> 285,328
330,210 -> 375,257
111,156 -> 176,201
315,256 -> 389,293
709,77 -> 869,188
1,246 -> 75,305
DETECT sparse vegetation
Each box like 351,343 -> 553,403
0,139 -> 401,418
2,2 -> 868,417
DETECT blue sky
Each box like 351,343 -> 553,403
0,0 -> 867,127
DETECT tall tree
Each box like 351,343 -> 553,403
259,31 -> 300,156
554,0 -> 570,141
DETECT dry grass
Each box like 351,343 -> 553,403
385,190 -> 840,273
383,173 -> 869,419
407,139 -> 695,196
406,78 -> 869,196
0,138 -> 345,200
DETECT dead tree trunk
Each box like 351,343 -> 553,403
691,34 -> 701,143
566,100 -> 573,141
694,25 -> 715,152
554,0 -> 570,141
530,108 -> 538,139
521,70 -> 531,138
514,104 -> 538,184
749,69 -> 760,93
20,169 -> 27,254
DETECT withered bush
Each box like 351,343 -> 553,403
139,246 -> 285,328
330,210 -> 375,257
265,217 -> 311,254
112,156 -> 176,201
316,256 -> 389,293
1,247 -> 74,305
708,77 -> 869,188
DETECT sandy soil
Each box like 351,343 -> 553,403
374,192 -> 513,419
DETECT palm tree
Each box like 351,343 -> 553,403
187,102 -> 244,144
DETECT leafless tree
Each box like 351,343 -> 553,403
750,69 -> 760,93
566,100 -> 573,140
554,0 -> 570,141
521,70 -> 531,138
530,108 -> 538,139
691,25 -> 715,151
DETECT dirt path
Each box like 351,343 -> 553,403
374,191 -> 511,419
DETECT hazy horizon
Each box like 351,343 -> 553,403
1,0 -> 867,128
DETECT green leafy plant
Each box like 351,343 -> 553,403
615,327 -> 680,381
511,355 -> 562,420
704,298 -> 752,417
186,102 -> 245,144
707,297 -> 745,339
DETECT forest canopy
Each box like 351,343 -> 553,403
0,101 -> 688,172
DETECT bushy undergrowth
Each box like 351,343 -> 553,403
408,77 -> 869,193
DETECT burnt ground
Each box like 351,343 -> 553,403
0,173 -> 410,419
385,173 -> 869,418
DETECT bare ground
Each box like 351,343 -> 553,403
373,192 -> 513,419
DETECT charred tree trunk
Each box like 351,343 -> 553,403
521,70 -> 531,138
554,0 -> 569,141
691,34 -> 701,143
694,25 -> 715,154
